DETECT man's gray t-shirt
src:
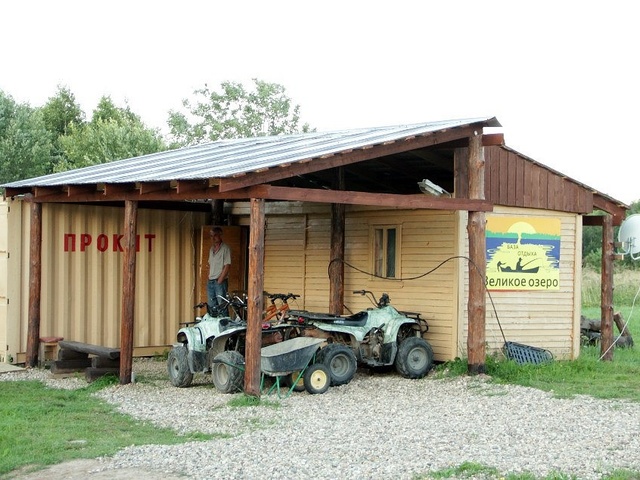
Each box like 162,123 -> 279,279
208,242 -> 231,280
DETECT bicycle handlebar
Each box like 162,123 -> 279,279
265,292 -> 300,303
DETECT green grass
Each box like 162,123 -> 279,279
420,462 -> 640,480
0,375 -> 216,476
435,308 -> 640,402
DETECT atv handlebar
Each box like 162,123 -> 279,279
352,290 -> 390,307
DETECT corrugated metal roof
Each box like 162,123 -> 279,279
2,117 -> 498,188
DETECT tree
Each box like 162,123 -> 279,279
167,78 -> 312,147
40,85 -> 85,137
55,96 -> 166,171
0,91 -> 54,185
582,200 -> 640,270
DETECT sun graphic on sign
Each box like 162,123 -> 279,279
507,221 -> 536,244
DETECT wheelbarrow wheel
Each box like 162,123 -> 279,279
167,345 -> 193,388
303,363 -> 331,394
212,350 -> 244,393
283,371 -> 306,392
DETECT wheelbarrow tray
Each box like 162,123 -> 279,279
260,337 -> 325,376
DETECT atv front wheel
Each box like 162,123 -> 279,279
212,350 -> 244,393
303,363 -> 331,394
167,345 -> 193,388
395,337 -> 434,379
317,344 -> 357,386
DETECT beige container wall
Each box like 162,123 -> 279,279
1,200 -> 29,363
254,205 -> 459,361
457,206 -> 581,360
2,201 -> 207,361
0,202 -> 7,361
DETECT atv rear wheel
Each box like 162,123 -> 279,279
317,344 -> 357,386
395,337 -> 434,379
167,345 -> 193,388
303,363 -> 331,394
212,350 -> 244,393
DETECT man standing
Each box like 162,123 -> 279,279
207,226 -> 231,313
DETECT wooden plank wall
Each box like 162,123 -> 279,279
261,207 -> 459,361
458,206 -> 580,359
484,147 -> 593,214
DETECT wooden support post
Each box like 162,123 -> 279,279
245,198 -> 265,397
453,147 -> 469,199
329,167 -> 345,315
211,199 -> 224,225
467,132 -> 487,375
119,200 -> 138,384
26,201 -> 42,368
600,214 -> 614,361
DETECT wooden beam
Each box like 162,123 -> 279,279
453,147 -> 469,199
136,181 -> 171,195
244,198 -> 265,397
600,214 -> 614,361
583,215 -> 605,226
105,183 -> 136,196
329,168 -> 345,315
3,187 -> 31,198
467,133 -> 487,375
593,195 -> 626,226
119,200 -> 138,385
218,124 -> 483,192
248,185 -> 493,211
26,202 -> 42,368
34,186 -> 64,198
445,133 -> 505,148
176,180 -> 210,195
28,186 -> 255,203
65,185 -> 99,196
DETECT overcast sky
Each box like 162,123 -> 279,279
2,1 -> 638,204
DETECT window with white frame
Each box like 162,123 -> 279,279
372,225 -> 399,278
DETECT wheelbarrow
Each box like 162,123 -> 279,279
260,337 -> 330,397
211,337 -> 330,397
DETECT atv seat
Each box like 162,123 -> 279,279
297,311 -> 369,327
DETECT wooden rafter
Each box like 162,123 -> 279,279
218,125 -> 484,192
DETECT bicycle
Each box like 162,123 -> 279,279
263,292 -> 300,324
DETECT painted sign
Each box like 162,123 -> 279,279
63,233 -> 157,252
485,217 -> 560,291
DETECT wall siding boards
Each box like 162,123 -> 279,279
459,206 -> 580,360
256,207 -> 458,361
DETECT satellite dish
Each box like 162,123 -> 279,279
618,214 -> 640,260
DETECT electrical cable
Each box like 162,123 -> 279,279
598,279 -> 640,361
329,255 -> 508,346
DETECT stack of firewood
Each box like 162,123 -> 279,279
580,312 -> 634,348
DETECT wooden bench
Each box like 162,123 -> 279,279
51,341 -> 121,382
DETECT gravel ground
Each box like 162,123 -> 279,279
3,359 -> 640,480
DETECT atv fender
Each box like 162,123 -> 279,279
187,349 -> 207,373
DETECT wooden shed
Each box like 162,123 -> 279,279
0,117 -> 627,389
